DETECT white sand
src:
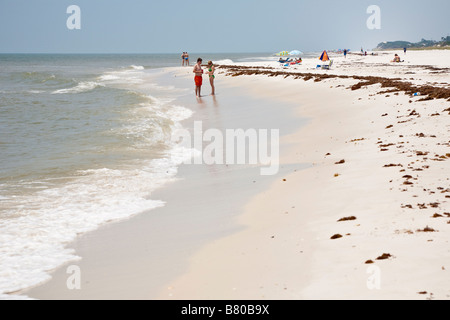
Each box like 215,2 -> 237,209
160,50 -> 450,300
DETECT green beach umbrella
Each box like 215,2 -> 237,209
276,51 -> 290,56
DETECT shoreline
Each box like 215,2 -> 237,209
22,65 -> 307,299
21,49 -> 450,300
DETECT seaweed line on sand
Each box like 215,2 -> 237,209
217,65 -> 450,101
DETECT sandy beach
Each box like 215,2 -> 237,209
23,49 -> 450,300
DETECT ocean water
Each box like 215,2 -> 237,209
0,52 -> 282,298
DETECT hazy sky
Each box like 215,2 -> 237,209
0,0 -> 449,53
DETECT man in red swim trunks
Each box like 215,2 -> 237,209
193,58 -> 203,97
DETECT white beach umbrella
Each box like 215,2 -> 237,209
289,50 -> 303,56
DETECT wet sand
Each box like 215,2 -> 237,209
22,67 -> 307,299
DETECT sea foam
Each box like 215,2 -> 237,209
0,60 -> 195,299
214,59 -> 234,65
51,81 -> 104,94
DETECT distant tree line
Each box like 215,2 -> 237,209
376,35 -> 450,49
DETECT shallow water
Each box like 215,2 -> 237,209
0,52 -> 309,296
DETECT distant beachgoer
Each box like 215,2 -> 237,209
206,61 -> 215,95
181,52 -> 186,66
193,58 -> 203,97
404,47 -> 407,55
391,54 -> 401,63
365,51 -> 368,56
278,57 -> 291,64
344,49 -> 347,58
185,52 -> 190,66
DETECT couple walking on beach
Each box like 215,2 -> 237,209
193,58 -> 215,97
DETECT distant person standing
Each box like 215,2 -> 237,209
185,52 -> 190,66
344,49 -> 347,58
181,52 -> 186,66
193,58 -> 203,97
206,60 -> 215,96
404,47 -> 407,55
